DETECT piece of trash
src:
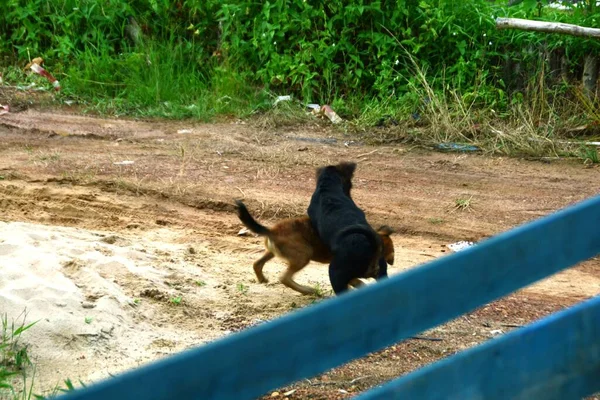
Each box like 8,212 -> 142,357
410,335 -> 443,342
270,392 -> 280,397
447,241 -> 474,252
223,165 -> 229,169
529,137 -> 600,147
376,115 -> 399,127
0,105 -> 9,116
16,83 -> 36,91
177,129 -> 193,134
283,389 -> 297,396
338,389 -> 349,394
64,100 -> 75,106
307,103 -> 321,115
287,136 -> 337,144
436,143 -> 479,152
273,95 -> 292,106
238,228 -> 250,236
321,104 -> 343,124
24,57 -> 44,71
113,161 -> 135,165
490,329 -> 504,337
27,58 -> 60,91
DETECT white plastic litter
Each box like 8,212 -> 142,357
273,95 -> 292,106
447,241 -> 474,252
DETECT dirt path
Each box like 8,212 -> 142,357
0,110 -> 599,399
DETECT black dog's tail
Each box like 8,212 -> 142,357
235,200 -> 271,237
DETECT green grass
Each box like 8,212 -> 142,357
0,312 -> 37,400
579,145 -> 600,165
453,196 -> 474,212
311,282 -> 326,298
0,311 -> 85,399
2,33 -> 599,161
236,283 -> 249,295
169,296 -> 183,305
58,42 -> 268,120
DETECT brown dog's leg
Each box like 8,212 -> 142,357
253,251 -> 274,283
349,278 -> 365,289
280,260 -> 316,295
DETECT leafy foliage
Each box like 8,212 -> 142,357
1,0 -> 600,118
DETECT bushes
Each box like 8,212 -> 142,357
1,0 -> 600,118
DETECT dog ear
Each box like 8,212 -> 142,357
377,225 -> 395,236
337,162 -> 357,179
315,166 -> 325,180
380,234 -> 395,265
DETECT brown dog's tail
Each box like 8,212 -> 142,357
235,200 -> 271,236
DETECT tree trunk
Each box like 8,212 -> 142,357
561,54 -> 569,82
549,48 -> 563,83
583,54 -> 599,99
496,17 -> 600,38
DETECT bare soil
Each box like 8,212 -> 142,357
0,109 -> 599,399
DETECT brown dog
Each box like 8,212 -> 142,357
235,200 -> 395,295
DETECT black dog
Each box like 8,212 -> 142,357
307,162 -> 384,295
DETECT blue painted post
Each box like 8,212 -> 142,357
359,295 -> 600,400
56,195 -> 600,400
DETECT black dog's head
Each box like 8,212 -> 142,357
315,162 -> 357,196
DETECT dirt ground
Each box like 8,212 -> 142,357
0,108 -> 599,399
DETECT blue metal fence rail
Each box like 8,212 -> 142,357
58,195 -> 600,400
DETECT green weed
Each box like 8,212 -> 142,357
36,378 -> 87,399
311,283 -> 325,298
579,145 -> 600,164
236,283 -> 248,295
1,0 -> 600,157
169,296 -> 183,305
0,312 -> 38,400
453,196 -> 474,212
